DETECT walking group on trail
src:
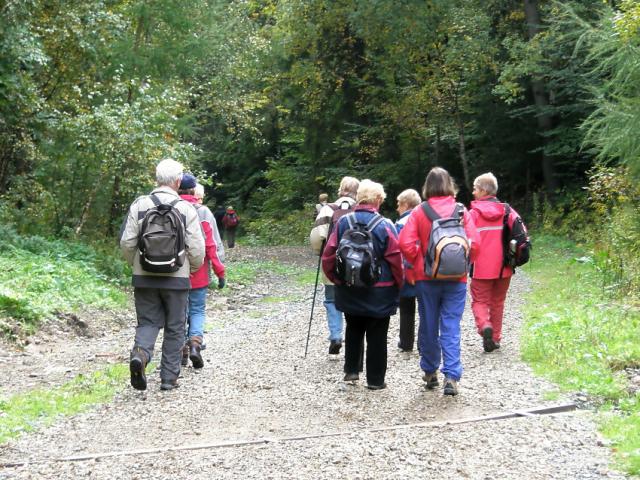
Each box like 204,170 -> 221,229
311,168 -> 530,395
119,158 -> 528,395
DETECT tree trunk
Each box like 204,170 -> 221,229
456,114 -> 470,190
524,0 -> 558,194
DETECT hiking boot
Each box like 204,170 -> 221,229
181,343 -> 189,367
482,327 -> 496,353
129,347 -> 148,391
443,378 -> 459,396
328,340 -> 342,355
366,382 -> 387,391
397,341 -> 413,352
160,378 -> 179,391
494,342 -> 500,350
422,371 -> 439,390
343,372 -> 359,382
189,336 -> 204,369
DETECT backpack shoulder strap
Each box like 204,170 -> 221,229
344,212 -> 356,230
149,194 -> 161,207
452,202 -> 464,219
365,213 -> 384,231
421,201 -> 440,221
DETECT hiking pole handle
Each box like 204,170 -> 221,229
304,246 -> 323,358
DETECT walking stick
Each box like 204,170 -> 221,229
304,250 -> 323,358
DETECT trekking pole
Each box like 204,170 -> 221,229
304,249 -> 323,358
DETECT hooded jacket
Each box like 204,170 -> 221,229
180,194 -> 225,289
398,196 -> 480,283
469,196 -> 523,280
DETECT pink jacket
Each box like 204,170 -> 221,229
469,196 -> 522,279
398,196 -> 479,283
180,195 -> 225,289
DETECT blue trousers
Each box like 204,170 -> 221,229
416,280 -> 467,381
186,286 -> 207,339
323,285 -> 344,341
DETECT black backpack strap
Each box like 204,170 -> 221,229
150,194 -> 161,206
421,201 -> 440,221
500,203 -> 511,278
452,203 -> 464,219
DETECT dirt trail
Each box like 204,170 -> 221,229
0,246 -> 626,479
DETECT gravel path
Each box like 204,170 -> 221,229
0,246 -> 627,479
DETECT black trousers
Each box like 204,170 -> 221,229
344,314 -> 390,387
398,296 -> 417,351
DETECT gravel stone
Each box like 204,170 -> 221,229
0,246 -> 627,479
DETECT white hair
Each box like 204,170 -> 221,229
473,172 -> 498,196
156,158 -> 184,186
356,179 -> 386,205
194,183 -> 205,199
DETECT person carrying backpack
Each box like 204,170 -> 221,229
178,175 -> 226,369
469,172 -> 530,353
120,158 -> 205,391
399,167 -> 479,396
222,206 -> 239,248
310,176 -> 359,357
322,180 -> 403,390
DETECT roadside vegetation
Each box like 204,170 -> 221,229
522,169 -> 640,475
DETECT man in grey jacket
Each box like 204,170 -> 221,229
120,158 -> 205,391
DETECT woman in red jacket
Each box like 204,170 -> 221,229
469,172 -> 526,353
398,167 -> 479,396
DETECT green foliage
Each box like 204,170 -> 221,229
522,234 -> 640,474
0,364 -> 129,444
243,209 -> 313,246
0,225 -> 128,332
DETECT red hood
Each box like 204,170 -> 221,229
179,194 -> 198,204
226,209 -> 236,214
470,197 -> 504,221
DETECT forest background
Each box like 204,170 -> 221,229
1,0 -> 640,473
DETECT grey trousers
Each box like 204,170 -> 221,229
133,287 -> 188,381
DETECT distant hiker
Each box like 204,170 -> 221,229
214,205 -> 226,240
120,158 -> 205,391
179,175 -> 226,369
315,193 -> 328,216
394,188 -> 422,352
322,179 -> 403,390
469,172 -> 529,353
399,167 -> 479,396
222,206 -> 239,248
310,176 -> 359,357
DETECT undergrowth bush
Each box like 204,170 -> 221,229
242,207 -> 312,246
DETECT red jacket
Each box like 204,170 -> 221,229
469,196 -> 523,279
180,195 -> 225,289
398,196 -> 479,283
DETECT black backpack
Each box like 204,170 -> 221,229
502,204 -> 531,271
335,213 -> 384,287
138,194 -> 186,273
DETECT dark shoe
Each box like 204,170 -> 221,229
443,378 -> 459,396
189,337 -> 204,369
343,372 -> 359,382
129,347 -> 147,391
181,343 -> 189,367
494,342 -> 500,350
422,371 -> 439,390
482,327 -> 496,353
160,378 -> 179,391
397,341 -> 413,352
328,340 -> 342,355
366,382 -> 387,390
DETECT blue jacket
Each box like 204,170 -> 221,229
322,205 -> 403,318
395,211 -> 416,298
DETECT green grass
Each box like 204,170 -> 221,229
0,364 -> 129,444
0,246 -> 128,334
224,259 -> 315,288
523,234 -> 640,475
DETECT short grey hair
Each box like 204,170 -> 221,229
396,189 -> 421,208
156,158 -> 184,186
473,172 -> 498,196
356,179 -> 386,205
194,183 -> 205,199
338,176 -> 360,199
